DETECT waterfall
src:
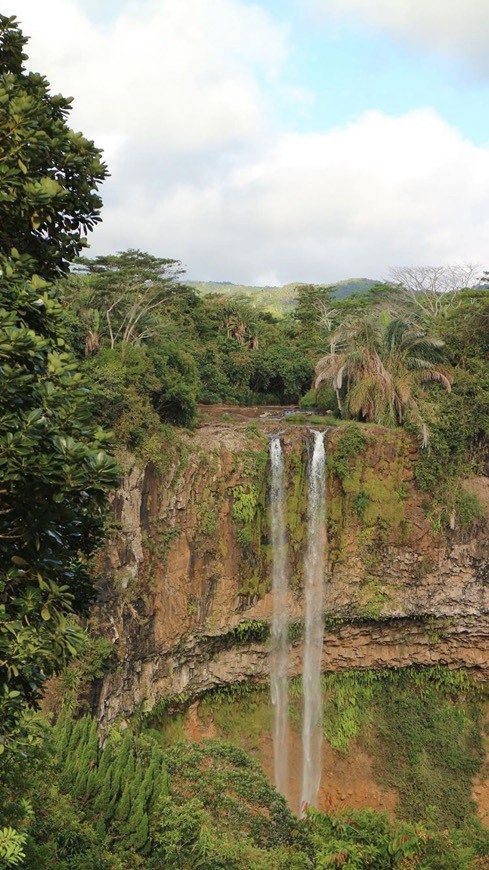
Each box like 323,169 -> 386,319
301,430 -> 326,811
269,436 -> 289,798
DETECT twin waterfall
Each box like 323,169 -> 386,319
269,432 -> 327,810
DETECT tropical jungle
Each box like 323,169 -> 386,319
1,14 -> 489,869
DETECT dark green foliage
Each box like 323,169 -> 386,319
59,253 -> 202,432
0,17 -> 118,760
54,632 -> 117,717
148,340 -> 200,425
419,372 -> 488,478
329,423 -> 368,482
318,667 -> 485,829
148,794 -> 312,868
75,249 -> 187,346
43,717 -> 312,864
308,807 -> 417,868
306,805 -> 487,869
217,620 -> 270,647
57,251 -> 328,447
455,489 -> 486,530
114,783 -> 131,823
0,254 -> 118,753
163,740 -> 306,850
3,706 -> 488,867
354,489 -> 369,516
23,786 -> 114,869
372,672 -> 483,827
53,717 -> 168,858
0,16 -> 107,280
299,383 -> 338,413
249,343 -> 314,403
405,289 -> 489,525
148,796 -> 258,869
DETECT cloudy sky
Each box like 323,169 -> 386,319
11,0 -> 489,284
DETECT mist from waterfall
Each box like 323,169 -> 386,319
301,430 -> 326,810
269,436 -> 289,799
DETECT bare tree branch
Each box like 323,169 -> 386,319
387,264 -> 481,318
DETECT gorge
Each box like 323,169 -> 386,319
87,416 -> 489,819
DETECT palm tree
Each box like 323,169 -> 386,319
315,310 -> 453,438
218,298 -> 259,349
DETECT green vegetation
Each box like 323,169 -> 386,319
329,423 -> 368,483
53,209 -> 488,537
46,633 -> 117,717
371,670 -> 482,826
0,17 -> 106,280
315,310 -> 453,431
2,12 -> 489,870
231,484 -> 259,525
156,666 -> 486,833
150,667 -> 489,867
27,650 -> 483,867
59,257 -> 320,451
0,15 -> 118,863
228,451 -> 272,598
220,620 -> 270,646
0,16 -> 118,762
189,277 -> 378,316
327,428 -> 412,577
3,685 -> 488,868
312,667 -> 486,830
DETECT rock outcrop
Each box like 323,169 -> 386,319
92,421 -> 489,730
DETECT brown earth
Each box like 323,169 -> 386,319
473,709 -> 489,827
197,403 -> 299,423
183,695 -> 489,825
181,698 -> 397,818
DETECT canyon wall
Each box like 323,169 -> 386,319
92,421 -> 489,730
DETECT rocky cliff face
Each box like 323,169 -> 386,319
92,421 -> 489,731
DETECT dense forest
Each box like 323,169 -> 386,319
56,246 -> 489,534
1,13 -> 489,869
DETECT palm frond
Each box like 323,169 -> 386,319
418,369 -> 453,391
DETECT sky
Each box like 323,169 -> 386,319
10,0 -> 489,285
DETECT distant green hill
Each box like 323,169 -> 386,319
189,278 -> 379,316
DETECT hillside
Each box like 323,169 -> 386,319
189,277 -> 379,315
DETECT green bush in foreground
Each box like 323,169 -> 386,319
2,711 -> 488,868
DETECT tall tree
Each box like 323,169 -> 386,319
388,265 -> 481,320
74,249 -> 191,352
0,15 -> 118,756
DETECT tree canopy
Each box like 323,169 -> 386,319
0,15 -> 117,756
315,310 -> 453,435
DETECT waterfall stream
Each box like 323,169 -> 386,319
301,430 -> 326,811
269,436 -> 289,798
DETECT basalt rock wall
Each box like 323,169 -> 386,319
92,422 -> 489,730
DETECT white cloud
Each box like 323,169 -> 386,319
316,0 -> 489,72
12,0 -> 287,154
96,109 -> 489,283
8,2 -> 489,284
